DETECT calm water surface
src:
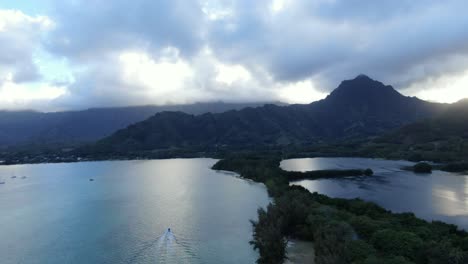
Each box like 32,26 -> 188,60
0,159 -> 269,264
282,157 -> 468,230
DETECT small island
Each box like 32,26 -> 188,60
412,162 -> 433,173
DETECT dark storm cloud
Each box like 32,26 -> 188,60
9,0 -> 466,110
206,0 -> 468,90
46,0 -> 205,60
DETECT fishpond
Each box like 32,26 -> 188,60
282,157 -> 468,230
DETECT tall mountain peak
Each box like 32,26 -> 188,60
355,74 -> 372,80
326,74 -> 402,103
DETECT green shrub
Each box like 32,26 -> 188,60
361,256 -> 415,264
371,230 -> 423,259
350,216 -> 383,240
314,221 -> 354,264
345,240 -> 376,263
250,206 -> 287,264
413,162 -> 432,173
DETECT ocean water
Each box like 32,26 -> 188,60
0,159 -> 269,264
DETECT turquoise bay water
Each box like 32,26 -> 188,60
0,159 -> 269,264
282,157 -> 468,230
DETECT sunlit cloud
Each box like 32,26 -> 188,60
215,63 -> 251,85
201,1 -> 234,21
270,0 -> 287,13
401,70 -> 468,103
277,79 -> 327,104
0,74 -> 65,109
119,50 -> 194,94
0,9 -> 53,31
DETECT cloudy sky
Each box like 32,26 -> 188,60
1,0 -> 468,111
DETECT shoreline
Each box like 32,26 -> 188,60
213,156 -> 468,263
3,153 -> 466,175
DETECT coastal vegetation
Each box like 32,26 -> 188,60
412,162 -> 433,173
439,162 -> 468,173
212,157 -> 372,197
213,156 -> 468,264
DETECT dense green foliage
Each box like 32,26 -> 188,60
412,162 -> 433,173
250,205 -> 288,264
213,157 -> 468,264
440,162 -> 468,173
287,169 -> 374,181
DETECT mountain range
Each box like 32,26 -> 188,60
0,102 -> 274,148
92,75 -> 446,153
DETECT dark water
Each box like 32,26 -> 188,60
282,157 -> 468,230
0,159 -> 269,264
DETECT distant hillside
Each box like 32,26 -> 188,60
0,102 -> 276,147
367,99 -> 468,161
93,75 -> 444,153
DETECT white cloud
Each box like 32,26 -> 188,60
55,47 -> 281,108
52,45 -> 331,109
0,9 -> 53,31
0,9 -> 67,110
215,63 -> 251,85
0,75 -> 65,110
201,0 -> 234,20
270,0 -> 288,13
119,50 -> 194,95
277,79 -> 327,104
401,70 -> 468,103
0,9 -> 53,83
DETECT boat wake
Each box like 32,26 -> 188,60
127,229 -> 198,263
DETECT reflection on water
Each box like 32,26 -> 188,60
0,159 -> 269,264
283,158 -> 468,230
281,157 -> 413,174
431,174 -> 468,219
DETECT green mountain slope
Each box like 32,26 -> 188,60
0,102 -> 273,147
93,75 -> 444,153
365,99 -> 468,162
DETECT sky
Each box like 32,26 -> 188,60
1,0 -> 468,111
